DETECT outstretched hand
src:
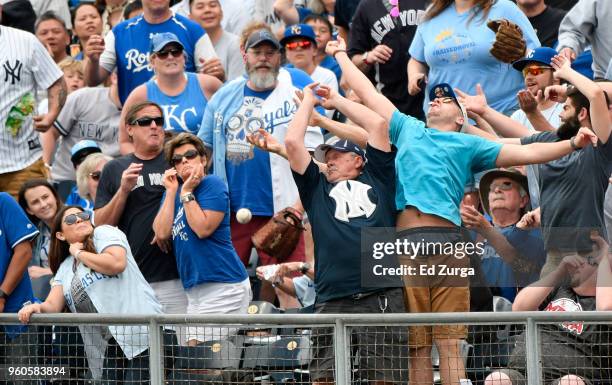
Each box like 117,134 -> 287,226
573,126 -> 598,148
315,84 -> 340,110
517,89 -> 539,114
455,84 -> 488,116
325,37 -> 347,57
551,54 -> 574,80
247,128 -> 284,155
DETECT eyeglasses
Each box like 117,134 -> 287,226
155,47 -> 183,59
522,66 -> 550,77
428,97 -> 455,106
247,49 -> 279,58
285,40 -> 313,50
171,149 -> 199,166
89,171 -> 101,181
63,211 -> 91,225
130,116 -> 164,127
489,181 -> 514,191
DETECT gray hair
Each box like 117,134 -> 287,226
76,153 -> 112,200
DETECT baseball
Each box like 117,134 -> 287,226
236,208 -> 252,224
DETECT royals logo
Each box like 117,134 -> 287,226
329,180 -> 376,222
291,25 -> 302,35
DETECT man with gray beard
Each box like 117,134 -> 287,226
197,23 -> 324,307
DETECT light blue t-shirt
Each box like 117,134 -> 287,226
146,72 -> 208,134
389,110 -> 502,225
169,175 -> 247,288
409,0 -> 540,115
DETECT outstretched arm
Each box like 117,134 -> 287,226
285,84 -> 318,174
326,38 -> 397,123
495,127 -> 598,167
552,55 -> 611,144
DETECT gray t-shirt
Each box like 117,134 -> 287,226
51,87 -> 121,182
521,131 -> 612,251
214,32 -> 244,82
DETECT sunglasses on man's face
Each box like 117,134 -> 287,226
428,97 -> 455,106
522,66 -> 550,77
64,211 -> 91,225
285,40 -> 313,50
155,47 -> 183,59
130,116 -> 164,127
171,149 -> 200,166
489,181 -> 514,192
89,171 -> 101,181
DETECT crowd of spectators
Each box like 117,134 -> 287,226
1,0 -> 612,383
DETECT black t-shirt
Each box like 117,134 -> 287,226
292,144 -> 397,303
347,0 -> 426,119
544,0 -> 577,11
95,152 -> 179,283
509,286 -> 612,381
521,131 -> 612,251
528,6 -> 566,48
334,0 -> 360,30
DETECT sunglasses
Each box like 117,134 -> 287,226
89,171 -> 101,181
130,116 -> 164,127
171,149 -> 199,166
155,47 -> 183,59
285,40 -> 313,50
428,97 -> 455,106
522,66 -> 550,77
489,181 -> 514,191
64,211 -> 91,225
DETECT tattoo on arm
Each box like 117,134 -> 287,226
48,77 -> 67,114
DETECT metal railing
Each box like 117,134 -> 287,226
1,311 -> 612,385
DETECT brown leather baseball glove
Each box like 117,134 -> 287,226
487,19 -> 527,64
252,207 -> 304,262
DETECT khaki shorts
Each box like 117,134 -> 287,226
397,227 -> 471,347
0,158 -> 49,199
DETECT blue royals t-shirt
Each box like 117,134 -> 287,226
390,110 -> 502,225
224,68 -> 320,216
169,175 -> 247,289
112,13 -> 206,104
0,193 -> 37,337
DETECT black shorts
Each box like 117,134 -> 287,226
309,288 -> 408,382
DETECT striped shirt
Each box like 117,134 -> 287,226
0,26 -> 63,174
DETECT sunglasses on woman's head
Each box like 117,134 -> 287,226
89,171 -> 101,181
155,47 -> 183,59
171,149 -> 199,166
130,116 -> 164,127
64,211 -> 91,225
285,40 -> 313,50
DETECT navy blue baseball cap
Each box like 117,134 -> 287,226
512,47 -> 557,71
245,29 -> 281,51
429,82 -> 469,132
70,140 -> 101,168
314,139 -> 366,163
280,24 -> 317,47
150,32 -> 184,53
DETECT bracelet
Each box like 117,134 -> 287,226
332,49 -> 346,59
75,249 -> 84,261
570,136 -> 579,150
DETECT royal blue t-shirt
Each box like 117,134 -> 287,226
0,193 -> 37,337
111,13 -> 206,104
319,55 -> 342,83
169,175 -> 247,288
389,110 -> 502,225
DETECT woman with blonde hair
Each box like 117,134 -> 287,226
75,152 -> 113,207
407,0 -> 540,116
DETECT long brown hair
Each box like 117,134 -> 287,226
424,0 -> 494,23
48,206 -> 96,274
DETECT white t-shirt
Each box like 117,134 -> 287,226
214,31 -> 244,82
0,26 -> 62,173
310,66 -> 339,118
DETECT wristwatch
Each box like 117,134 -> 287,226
180,193 -> 196,203
362,51 -> 371,65
0,289 -> 8,300
300,262 -> 311,274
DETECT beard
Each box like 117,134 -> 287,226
557,114 -> 581,140
246,62 -> 279,89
